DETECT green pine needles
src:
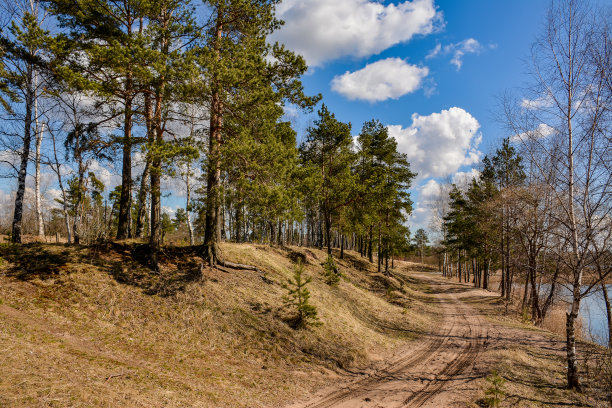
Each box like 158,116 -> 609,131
483,370 -> 506,407
322,255 -> 341,286
283,263 -> 320,329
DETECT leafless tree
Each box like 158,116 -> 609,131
505,0 -> 612,390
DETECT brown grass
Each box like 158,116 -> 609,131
0,242 -> 434,408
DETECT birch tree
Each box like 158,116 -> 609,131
506,0 -> 612,390
0,0 -> 50,243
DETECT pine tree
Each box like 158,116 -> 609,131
199,0 -> 318,267
322,255 -> 340,286
483,370 -> 506,407
300,105 -> 356,256
413,228 -> 429,264
44,0 -> 151,240
491,138 -> 525,300
283,262 -> 319,329
356,120 -> 415,273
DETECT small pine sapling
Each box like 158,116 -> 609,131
322,255 -> 340,286
283,263 -> 320,329
483,370 -> 506,407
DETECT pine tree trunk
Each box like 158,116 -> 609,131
420,243 -> 424,264
186,169 -> 194,246
368,225 -> 373,263
149,150 -> 162,269
73,155 -> 85,245
324,213 -> 332,255
377,223 -> 382,273
117,95 -> 133,239
149,43 -> 167,270
483,258 -> 490,290
541,259 -> 560,322
203,10 -> 224,267
522,267 -> 530,313
50,129 -> 71,243
33,76 -> 45,240
135,160 -> 150,238
135,94 -> 153,239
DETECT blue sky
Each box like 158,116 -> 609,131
271,0 -> 551,235
0,0 -> 554,237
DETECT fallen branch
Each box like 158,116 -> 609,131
105,372 -> 128,381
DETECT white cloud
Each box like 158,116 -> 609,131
511,123 -> 555,143
452,168 -> 481,187
388,107 -> 482,179
162,206 -> 176,217
427,38 -> 484,70
426,43 -> 442,59
88,160 -> 121,191
0,188 -> 11,204
520,96 -> 552,110
46,188 -> 63,207
272,0 -> 443,67
331,58 -> 429,102
408,206 -> 431,231
419,179 -> 441,201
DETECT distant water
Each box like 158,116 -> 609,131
518,283 -> 611,346
579,286 -> 610,346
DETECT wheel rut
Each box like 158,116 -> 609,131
287,274 -> 492,408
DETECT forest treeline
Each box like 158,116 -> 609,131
0,0 -> 416,274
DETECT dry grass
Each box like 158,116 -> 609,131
540,305 -> 585,339
486,346 -> 592,408
0,242 -> 433,408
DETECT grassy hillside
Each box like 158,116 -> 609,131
0,242 -> 435,407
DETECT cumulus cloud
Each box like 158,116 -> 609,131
408,206 -> 431,231
331,58 -> 429,102
452,168 -> 481,187
162,206 -> 177,217
388,107 -> 482,179
419,179 -> 441,201
272,0 -> 443,67
88,160 -> 121,191
426,38 -> 487,70
511,123 -> 555,143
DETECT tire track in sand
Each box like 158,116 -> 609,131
288,275 -> 490,408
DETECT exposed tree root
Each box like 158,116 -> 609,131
216,257 -> 259,272
199,243 -> 260,273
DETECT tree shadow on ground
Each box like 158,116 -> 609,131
96,241 -> 203,296
0,241 -> 205,297
0,243 -> 72,280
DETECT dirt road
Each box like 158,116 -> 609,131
287,273 -> 495,408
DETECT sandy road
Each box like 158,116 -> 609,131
287,273 -> 493,408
